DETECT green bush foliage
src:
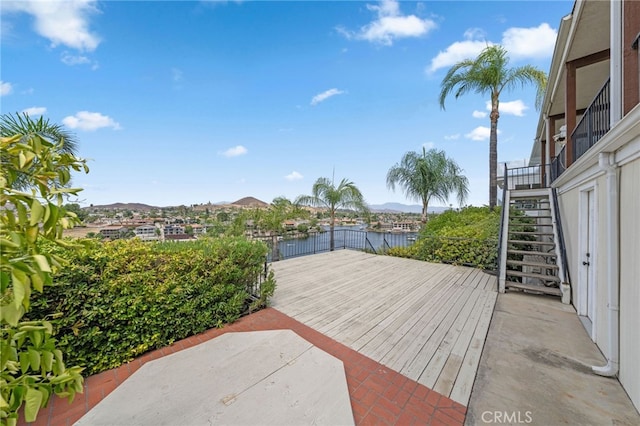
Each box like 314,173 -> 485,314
28,237 -> 274,375
388,206 -> 500,269
1,127 -> 87,424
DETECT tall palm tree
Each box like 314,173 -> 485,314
1,112 -> 78,190
296,177 -> 369,251
387,148 -> 469,223
439,45 -> 546,209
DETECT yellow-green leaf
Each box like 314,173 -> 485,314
12,273 -> 26,309
30,199 -> 44,226
25,225 -> 39,244
18,151 -> 27,168
24,387 -> 44,423
31,272 -> 44,292
20,351 -> 30,374
1,302 -> 23,326
28,348 -> 40,371
31,330 -> 43,348
41,350 -> 54,371
32,255 -> 51,273
0,393 -> 8,409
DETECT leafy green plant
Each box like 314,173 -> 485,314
388,206 -> 500,269
29,237 -> 274,375
1,129 -> 88,425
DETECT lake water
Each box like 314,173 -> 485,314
269,227 -> 418,260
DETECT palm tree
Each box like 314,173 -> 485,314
439,45 -> 546,209
1,112 -> 78,190
296,177 -> 369,251
387,148 -> 469,223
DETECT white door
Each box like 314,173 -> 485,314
579,188 -> 596,339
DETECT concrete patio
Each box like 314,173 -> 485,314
23,251 -> 640,425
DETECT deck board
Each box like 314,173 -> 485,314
270,250 -> 497,406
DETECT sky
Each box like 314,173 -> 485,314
1,0 -> 573,208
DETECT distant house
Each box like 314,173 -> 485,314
164,224 -> 185,236
99,226 -> 127,240
392,221 -> 417,232
190,224 -> 207,236
283,220 -> 297,230
134,225 -> 159,241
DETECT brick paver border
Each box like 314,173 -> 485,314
21,308 -> 466,426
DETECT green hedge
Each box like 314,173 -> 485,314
387,206 -> 500,269
27,237 -> 274,375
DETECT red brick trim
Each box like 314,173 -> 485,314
21,308 -> 466,426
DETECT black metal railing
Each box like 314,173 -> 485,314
550,145 -> 566,183
496,166 -> 508,284
571,78 -> 611,162
551,188 -> 571,287
506,164 -> 549,189
258,229 -> 418,261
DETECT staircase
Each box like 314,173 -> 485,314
504,189 -> 561,296
496,164 -> 571,303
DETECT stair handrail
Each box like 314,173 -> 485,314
497,165 -> 510,292
550,187 -> 571,302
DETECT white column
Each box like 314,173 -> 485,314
611,0 -> 623,125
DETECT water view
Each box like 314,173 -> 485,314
268,227 -> 418,260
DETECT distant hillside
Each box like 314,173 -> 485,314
231,197 -> 269,207
85,203 -> 159,211
368,203 -> 449,214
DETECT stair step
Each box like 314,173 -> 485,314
510,215 -> 552,219
508,249 -> 557,257
508,223 -> 553,227
505,269 -> 560,282
508,239 -> 555,246
505,282 -> 562,296
507,260 -> 559,269
509,231 -> 555,236
511,208 -> 550,211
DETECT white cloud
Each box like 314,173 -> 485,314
486,99 -> 528,116
285,171 -> 303,181
220,145 -> 248,157
427,40 -> 490,73
61,51 -> 90,65
422,142 -> 435,150
502,23 -> 557,59
465,126 -> 500,141
444,134 -> 460,140
3,0 -> 101,51
472,110 -> 487,118
427,23 -> 557,73
62,111 -> 121,131
337,0 -> 436,46
0,81 -> 13,96
22,106 -> 47,116
311,88 -> 345,106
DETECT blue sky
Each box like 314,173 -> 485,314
1,0 -> 572,208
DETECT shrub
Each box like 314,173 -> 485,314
389,206 -> 500,269
28,237 -> 274,375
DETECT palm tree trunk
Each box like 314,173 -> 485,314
330,210 -> 335,251
489,99 -> 500,210
421,199 -> 429,223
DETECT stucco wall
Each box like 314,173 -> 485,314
619,156 -> 640,410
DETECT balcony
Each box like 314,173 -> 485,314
551,78 -> 611,182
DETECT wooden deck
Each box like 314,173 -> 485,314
270,250 -> 497,406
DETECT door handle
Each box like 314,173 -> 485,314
583,261 -> 590,266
